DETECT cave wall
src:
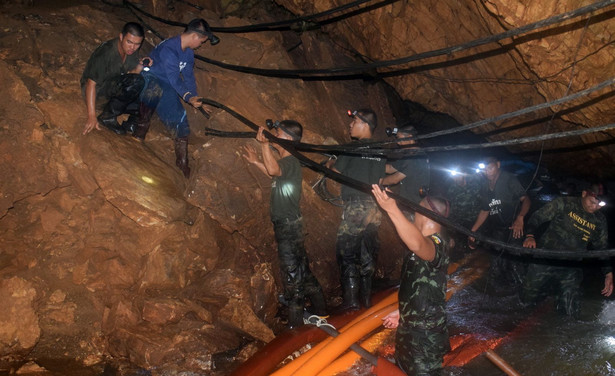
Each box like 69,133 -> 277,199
0,1 -> 406,374
275,0 -> 615,178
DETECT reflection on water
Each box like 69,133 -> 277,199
338,261 -> 615,376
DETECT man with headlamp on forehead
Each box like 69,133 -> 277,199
137,18 -> 219,178
381,124 -> 430,218
243,120 -> 327,328
521,183 -> 613,319
326,109 -> 386,310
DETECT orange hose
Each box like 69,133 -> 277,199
293,304 -> 398,376
271,291 -> 399,376
316,329 -> 394,376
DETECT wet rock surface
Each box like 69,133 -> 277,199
2,0 -> 613,375
0,0 -> 402,374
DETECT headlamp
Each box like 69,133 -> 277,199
385,127 -> 399,137
265,119 -> 300,141
347,110 -> 373,128
142,58 -> 150,72
586,191 -> 607,207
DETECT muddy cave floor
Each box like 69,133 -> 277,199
5,248 -> 615,376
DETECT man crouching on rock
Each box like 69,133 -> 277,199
81,22 -> 152,136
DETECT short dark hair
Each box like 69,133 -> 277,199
279,120 -> 303,141
185,18 -> 213,36
398,124 -> 417,136
121,22 -> 144,38
586,183 -> 606,196
357,109 -> 377,133
484,156 -> 499,165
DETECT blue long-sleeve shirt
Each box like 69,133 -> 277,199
149,35 -> 198,102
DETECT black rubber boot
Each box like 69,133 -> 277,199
98,98 -> 126,135
131,103 -> 156,141
287,304 -> 304,329
360,277 -> 372,308
174,137 -> 191,178
307,290 -> 328,317
340,277 -> 360,311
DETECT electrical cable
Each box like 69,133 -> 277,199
123,0 -> 393,33
122,0 -> 615,78
197,99 -> 615,260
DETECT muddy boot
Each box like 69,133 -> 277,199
360,277 -> 372,308
97,98 -> 126,135
339,277 -> 360,311
307,290 -> 328,317
131,103 -> 156,141
287,303 -> 304,329
174,136 -> 191,178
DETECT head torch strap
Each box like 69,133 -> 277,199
348,110 -> 373,128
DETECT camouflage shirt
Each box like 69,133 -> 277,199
399,233 -> 448,329
526,196 -> 608,251
446,175 -> 482,225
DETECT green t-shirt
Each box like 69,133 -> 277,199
334,141 -> 386,200
391,156 -> 430,204
80,38 -> 140,96
270,156 -> 302,222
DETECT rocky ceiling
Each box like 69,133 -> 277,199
271,0 -> 615,179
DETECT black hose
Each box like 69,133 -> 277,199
197,98 -> 615,260
128,0 -> 615,78
123,0 -> 393,33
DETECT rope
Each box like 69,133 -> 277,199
198,98 -> 615,261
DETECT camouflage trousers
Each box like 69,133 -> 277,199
520,263 -> 582,318
273,217 -> 325,307
395,322 -> 449,376
335,199 -> 382,279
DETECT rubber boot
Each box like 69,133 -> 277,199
97,98 -> 127,135
287,303 -> 304,329
174,136 -> 191,178
307,290 -> 328,317
360,277 -> 372,308
340,277 -> 360,311
131,103 -> 156,141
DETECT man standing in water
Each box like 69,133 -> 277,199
243,122 -> 327,328
521,183 -> 613,318
373,185 -> 450,376
469,156 -> 531,293
326,109 -> 386,310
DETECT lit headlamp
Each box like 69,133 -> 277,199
586,190 -> 607,207
347,110 -> 373,128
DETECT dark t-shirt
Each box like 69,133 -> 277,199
334,141 -> 386,200
479,171 -> 525,228
270,156 -> 302,222
391,156 -> 430,204
80,38 -> 140,96
399,233 -> 448,328
526,196 -> 608,251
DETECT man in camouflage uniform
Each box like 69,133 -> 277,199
327,109 -> 386,310
373,185 -> 450,376
446,167 -> 482,257
243,123 -> 327,328
521,183 -> 613,318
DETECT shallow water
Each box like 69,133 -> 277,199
335,255 -> 615,376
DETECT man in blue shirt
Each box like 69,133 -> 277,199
137,18 -> 219,178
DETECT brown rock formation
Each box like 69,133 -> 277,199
1,0 -> 613,374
